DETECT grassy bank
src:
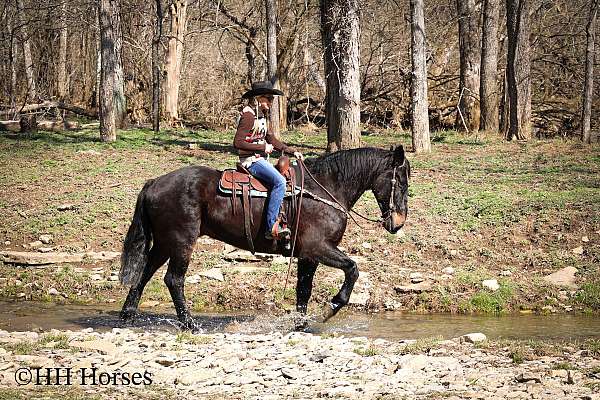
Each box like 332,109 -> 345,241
0,128 -> 599,315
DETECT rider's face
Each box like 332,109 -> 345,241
256,95 -> 274,112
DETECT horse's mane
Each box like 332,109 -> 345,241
303,147 -> 394,184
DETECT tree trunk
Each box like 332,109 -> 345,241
164,0 -> 188,126
152,0 -> 164,133
410,0 -> 431,153
16,0 -> 37,101
582,0 -> 598,144
245,29 -> 258,83
98,0 -> 127,142
456,0 -> 480,132
57,0 -> 68,99
321,0 -> 361,152
8,18 -> 17,110
505,0 -> 532,141
480,0 -> 500,132
265,0 -> 281,137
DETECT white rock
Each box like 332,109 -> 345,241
442,267 -> 455,275
500,270 -> 512,277
461,332 -> 487,343
450,249 -> 458,256
28,241 -> 43,248
199,268 -> 224,282
90,274 -> 103,281
482,279 -> 499,291
186,274 -> 201,284
361,242 -> 372,249
572,246 -> 584,255
38,234 -> 53,244
582,236 -> 589,243
543,267 -> 578,288
48,287 -> 60,296
4,241 -> 10,246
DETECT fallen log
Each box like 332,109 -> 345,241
0,101 -> 97,118
0,119 -> 81,132
0,251 -> 120,265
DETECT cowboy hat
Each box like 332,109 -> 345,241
241,81 -> 284,99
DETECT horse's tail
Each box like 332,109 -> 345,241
119,179 -> 155,286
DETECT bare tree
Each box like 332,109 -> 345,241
321,0 -> 361,151
164,0 -> 188,126
57,0 -> 68,100
456,0 -> 480,132
505,0 -> 532,140
99,0 -> 127,141
265,0 -> 281,136
582,0 -> 598,144
16,0 -> 37,101
410,0 -> 431,153
152,0 -> 164,132
480,0 -> 500,132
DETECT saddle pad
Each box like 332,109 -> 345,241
217,182 -> 301,198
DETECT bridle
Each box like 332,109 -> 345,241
380,158 -> 407,224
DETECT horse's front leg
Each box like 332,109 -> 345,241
296,258 -> 319,314
316,245 -> 359,322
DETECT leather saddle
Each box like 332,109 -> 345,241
217,156 -> 298,254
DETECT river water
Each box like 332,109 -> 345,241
1,300 -> 599,341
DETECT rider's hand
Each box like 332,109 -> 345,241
265,143 -> 274,154
293,151 -> 304,161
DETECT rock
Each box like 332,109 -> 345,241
38,235 -> 53,244
186,143 -> 198,150
223,265 -> 267,274
140,301 -> 160,308
70,340 -> 117,355
500,270 -> 513,277
572,246 -> 584,255
361,242 -> 372,249
384,299 -> 402,311
515,372 -> 542,383
442,267 -> 455,275
461,333 -> 487,343
48,287 -> 60,296
107,275 -> 119,281
4,241 -> 10,245
16,292 -> 26,298
394,282 -> 432,294
482,279 -> 499,291
38,247 -> 53,253
57,204 -> 76,211
450,249 -> 458,257
199,268 -> 224,282
155,355 -> 177,367
543,267 -> 578,288
398,354 -> 429,370
281,368 -> 301,380
90,274 -> 103,281
186,274 -> 201,284
28,241 -> 43,248
582,236 -> 589,243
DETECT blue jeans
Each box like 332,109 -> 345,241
248,158 -> 286,232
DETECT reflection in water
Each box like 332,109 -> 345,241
0,300 -> 599,341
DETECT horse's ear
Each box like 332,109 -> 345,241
393,145 -> 405,166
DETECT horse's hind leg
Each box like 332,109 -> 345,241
120,246 -> 169,320
164,243 -> 197,330
315,245 -> 359,322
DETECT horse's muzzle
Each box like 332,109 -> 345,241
384,211 -> 406,233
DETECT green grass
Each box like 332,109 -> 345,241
397,335 -> 443,355
575,282 -> 600,310
353,345 -> 381,356
176,331 -> 213,345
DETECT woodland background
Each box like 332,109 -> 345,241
0,0 -> 597,145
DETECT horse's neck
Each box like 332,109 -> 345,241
308,154 -> 384,210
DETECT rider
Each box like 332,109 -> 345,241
233,81 -> 304,241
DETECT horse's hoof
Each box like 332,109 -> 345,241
321,302 -> 339,323
180,318 -> 200,333
292,313 -> 311,331
120,309 -> 137,321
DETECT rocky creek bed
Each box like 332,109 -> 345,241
1,327 -> 599,399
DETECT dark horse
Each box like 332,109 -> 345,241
119,145 -> 410,329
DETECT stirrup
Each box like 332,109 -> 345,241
266,223 -> 291,240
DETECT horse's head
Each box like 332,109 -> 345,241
372,145 -> 410,234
